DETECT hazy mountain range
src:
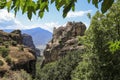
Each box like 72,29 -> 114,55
3,27 -> 52,49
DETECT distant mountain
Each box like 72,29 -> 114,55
3,27 -> 52,47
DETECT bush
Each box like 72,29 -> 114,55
5,44 -> 9,48
19,45 -> 24,51
0,60 -> 4,66
0,47 -> 9,58
71,52 -> 100,80
4,42 -> 9,48
35,51 -> 83,80
5,56 -> 12,65
11,41 -> 17,46
2,70 -> 32,80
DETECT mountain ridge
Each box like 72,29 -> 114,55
3,27 -> 52,48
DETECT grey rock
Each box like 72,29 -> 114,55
22,33 -> 40,56
43,21 -> 86,64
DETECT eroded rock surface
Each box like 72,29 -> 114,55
22,33 -> 40,56
0,30 -> 37,78
43,22 -> 86,64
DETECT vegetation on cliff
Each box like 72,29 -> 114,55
35,51 -> 83,80
34,1 -> 120,80
0,30 -> 36,79
0,0 -> 119,80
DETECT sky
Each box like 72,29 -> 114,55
0,0 -> 101,33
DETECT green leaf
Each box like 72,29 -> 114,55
22,4 -> 27,14
101,0 -> 114,13
63,4 -> 71,18
39,11 -> 44,18
72,3 -> 75,11
27,6 -> 33,20
92,0 -> 98,8
51,0 -> 55,4
45,6 -> 49,12
0,0 -> 6,9
87,13 -> 91,19
40,2 -> 47,11
88,0 -> 91,3
6,0 -> 12,12
109,41 -> 120,53
27,11 -> 32,20
14,7 -> 18,16
63,0 -> 77,18
56,0 -> 64,11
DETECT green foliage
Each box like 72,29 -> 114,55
35,1 -> 120,80
87,13 -> 91,19
70,1 -> 120,80
101,0 -> 114,13
0,0 -> 115,19
5,56 -> 12,65
11,41 -> 17,46
0,60 -> 4,66
3,42 -> 9,48
72,61 -> 92,80
0,0 -> 6,9
3,69 -> 32,80
0,47 -> 9,58
5,44 -> 9,48
75,1 -> 120,80
18,45 -> 24,51
35,51 -> 83,80
0,38 -> 3,42
108,41 -> 120,53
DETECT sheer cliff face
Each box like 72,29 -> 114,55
43,22 -> 86,64
22,33 -> 35,49
22,33 -> 40,56
0,30 -> 37,77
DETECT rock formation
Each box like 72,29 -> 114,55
0,30 -> 37,78
43,22 -> 86,64
22,33 -> 40,56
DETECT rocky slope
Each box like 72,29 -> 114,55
0,30 -> 37,78
43,22 -> 86,64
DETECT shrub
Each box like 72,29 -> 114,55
0,38 -> 3,43
11,41 -> 17,46
5,56 -> 12,65
0,47 -> 9,58
2,70 -> 32,80
35,51 -> 83,80
14,70 -> 32,80
2,42 -> 9,48
5,44 -> 9,48
0,60 -> 4,66
19,45 -> 24,51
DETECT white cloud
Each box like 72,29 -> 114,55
31,22 -> 61,33
67,10 -> 92,18
0,9 -> 14,21
0,9 -> 29,29
0,9 -> 61,33
0,9 -> 90,33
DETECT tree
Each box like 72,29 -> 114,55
71,0 -> 120,80
35,51 -> 82,80
0,0 -> 115,20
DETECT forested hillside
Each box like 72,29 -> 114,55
35,1 -> 120,80
0,0 -> 120,80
